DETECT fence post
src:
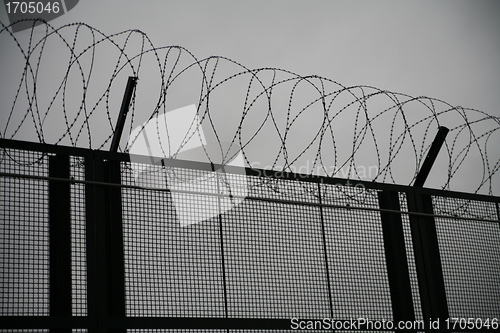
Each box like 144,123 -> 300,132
377,190 -> 415,326
317,181 -> 334,318
213,163 -> 229,318
110,76 -> 138,153
496,203 -> 500,229
49,154 -> 72,333
85,152 -> 127,332
407,189 -> 449,331
85,153 -> 109,333
103,158 -> 127,324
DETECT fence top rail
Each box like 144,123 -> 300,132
2,170 -> 498,223
1,138 -> 499,203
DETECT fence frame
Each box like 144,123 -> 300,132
1,138 -> 499,332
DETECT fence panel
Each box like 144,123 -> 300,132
1,139 -> 499,332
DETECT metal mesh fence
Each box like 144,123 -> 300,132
223,199 -> 329,319
1,140 -> 499,331
0,149 -> 50,317
433,196 -> 500,317
398,193 -> 424,323
122,162 -> 226,318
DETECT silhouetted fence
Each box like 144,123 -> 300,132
1,138 -> 499,332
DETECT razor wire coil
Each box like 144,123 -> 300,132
1,19 -> 499,196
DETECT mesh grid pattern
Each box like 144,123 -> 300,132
0,149 -> 50,316
128,331 -> 226,333
222,199 -> 330,318
122,164 -> 226,317
0,329 -> 50,333
127,329 -> 331,333
70,157 -> 87,316
118,325 -> 367,331
320,183 -> 392,319
246,176 -> 319,204
229,331 -> 326,333
398,193 -> 423,322
433,195 -> 499,221
433,196 -> 500,317
320,183 -> 379,209
322,206 -> 393,319
0,331 -> 85,333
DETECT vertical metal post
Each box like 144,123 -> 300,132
85,152 -> 109,333
410,126 -> 450,330
496,203 -> 500,229
110,76 -> 138,153
413,126 -> 449,188
377,190 -> 415,324
317,181 -> 334,318
49,154 -> 72,333
86,152 -> 127,332
103,158 -> 127,324
408,189 -> 449,330
213,163 -> 229,318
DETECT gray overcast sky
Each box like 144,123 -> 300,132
39,0 -> 499,115
1,0 -> 499,194
2,0 -> 499,114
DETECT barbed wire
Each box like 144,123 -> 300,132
1,19 -> 499,196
